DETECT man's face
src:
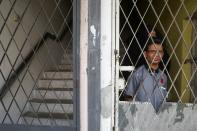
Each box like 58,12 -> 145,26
144,43 -> 164,65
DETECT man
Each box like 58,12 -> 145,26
123,36 -> 167,112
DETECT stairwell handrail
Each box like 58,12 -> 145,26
0,21 -> 72,100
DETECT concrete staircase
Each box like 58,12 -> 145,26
22,52 -> 74,126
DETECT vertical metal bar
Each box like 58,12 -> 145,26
87,0 -> 101,130
114,0 -> 120,130
73,0 -> 80,130
80,0 -> 88,131
111,0 -> 116,129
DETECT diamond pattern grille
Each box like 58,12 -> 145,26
0,0 -> 74,127
118,0 -> 197,129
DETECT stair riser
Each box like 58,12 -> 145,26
33,90 -> 73,99
21,117 -> 73,126
38,80 -> 73,88
43,72 -> 73,79
61,59 -> 73,65
29,103 -> 73,113
47,65 -> 72,71
63,53 -> 72,57
63,54 -> 72,58
61,54 -> 73,64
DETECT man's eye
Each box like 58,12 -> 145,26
147,50 -> 163,54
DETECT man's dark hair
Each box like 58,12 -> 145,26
144,36 -> 164,51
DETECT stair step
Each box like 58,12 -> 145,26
62,54 -> 72,59
61,58 -> 73,65
38,79 -> 73,88
33,90 -> 73,99
40,78 -> 73,80
20,118 -> 73,126
23,111 -> 73,119
63,52 -> 72,56
29,98 -> 73,104
49,64 -> 73,71
35,87 -> 73,91
61,61 -> 72,65
63,49 -> 73,55
42,71 -> 73,79
29,103 -> 73,113
45,69 -> 72,72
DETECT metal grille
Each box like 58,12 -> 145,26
116,0 -> 197,130
0,0 -> 75,127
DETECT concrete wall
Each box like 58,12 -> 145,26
119,102 -> 197,131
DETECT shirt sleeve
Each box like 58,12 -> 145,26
124,71 -> 140,97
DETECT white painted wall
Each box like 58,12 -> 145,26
100,0 -> 113,131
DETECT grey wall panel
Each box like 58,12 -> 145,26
119,102 -> 197,131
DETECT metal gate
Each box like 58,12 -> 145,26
0,0 -> 77,130
115,0 -> 197,130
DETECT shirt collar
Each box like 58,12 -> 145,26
144,64 -> 159,74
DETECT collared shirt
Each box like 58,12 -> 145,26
124,65 -> 167,111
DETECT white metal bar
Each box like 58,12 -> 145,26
80,0 -> 88,131
119,66 -> 135,72
111,0 -> 116,129
114,0 -> 120,130
100,0 -> 113,131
